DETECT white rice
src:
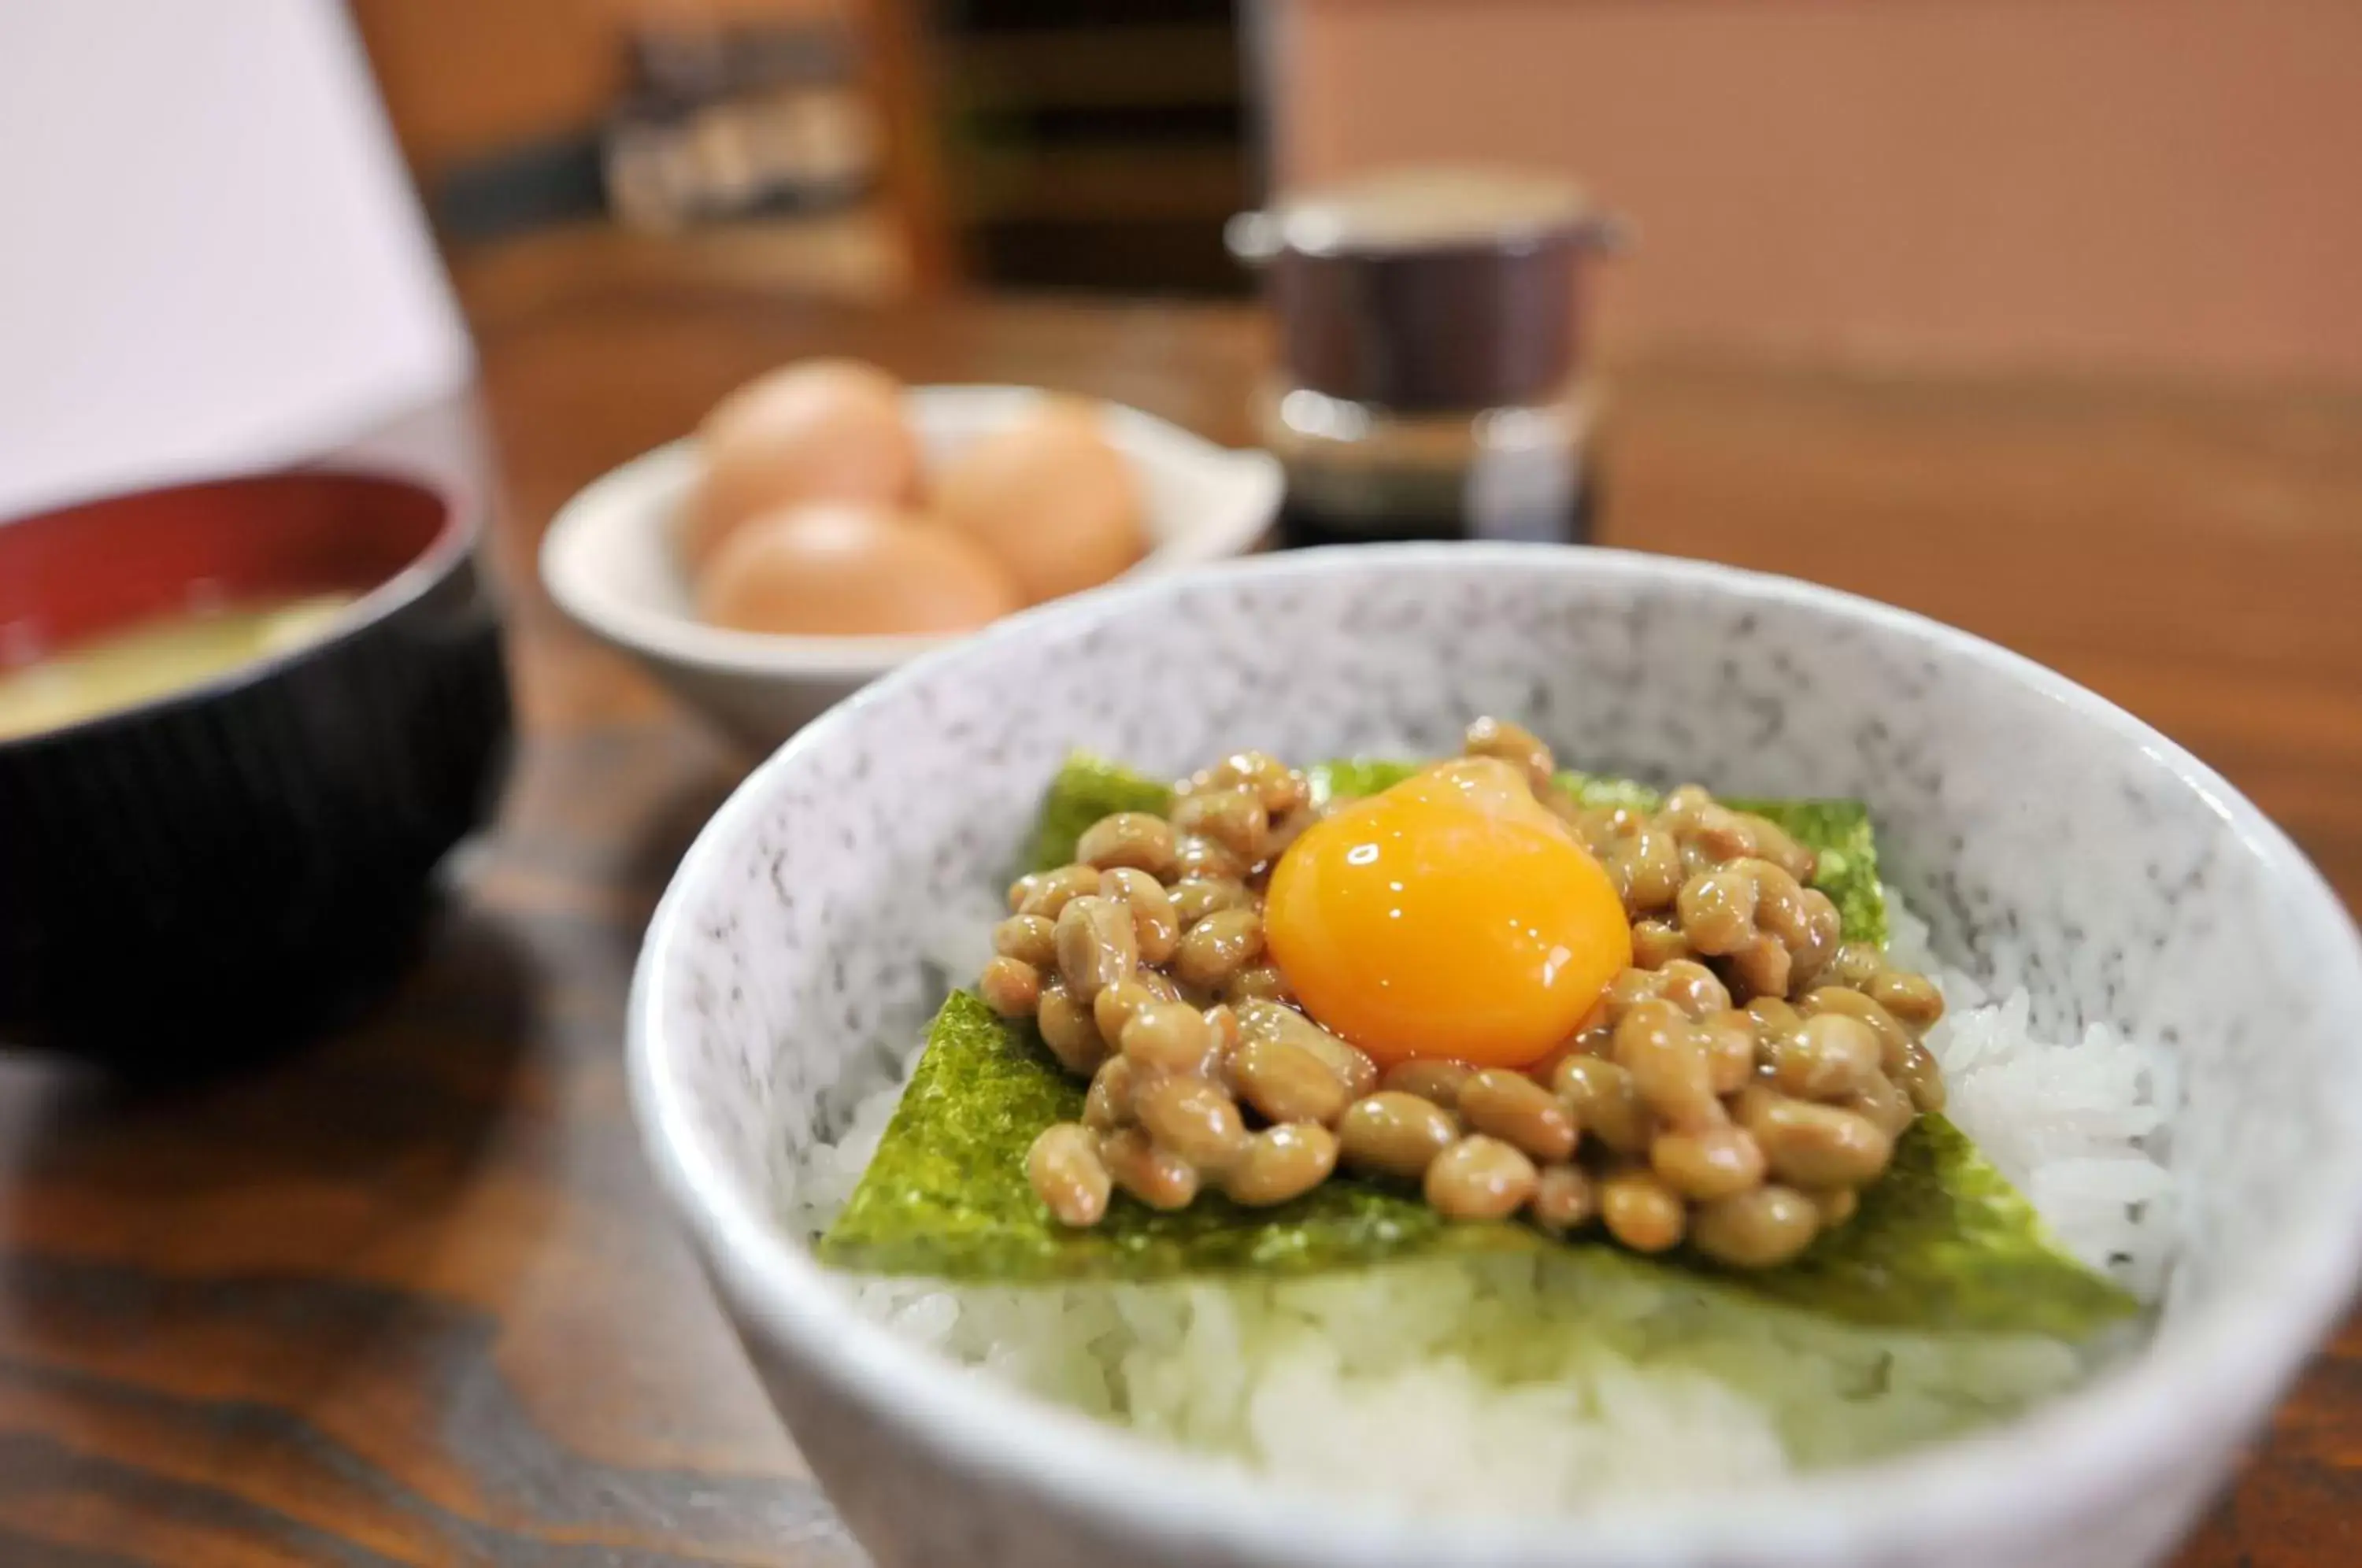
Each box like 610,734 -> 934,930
783,887 -> 2178,1512
1883,893 -> 2179,1302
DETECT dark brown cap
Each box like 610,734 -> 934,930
1230,167 -> 1623,412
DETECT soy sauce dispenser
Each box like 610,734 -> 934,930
1228,167 -> 1625,548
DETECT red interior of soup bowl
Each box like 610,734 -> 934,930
0,467 -> 506,1064
0,471 -> 457,664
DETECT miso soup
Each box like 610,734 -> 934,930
0,593 -> 355,740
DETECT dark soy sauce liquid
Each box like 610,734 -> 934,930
1274,475 -> 1599,550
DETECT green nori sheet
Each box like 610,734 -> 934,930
1024,756 -> 1175,875
820,754 -> 2136,1336
823,989 -> 1544,1280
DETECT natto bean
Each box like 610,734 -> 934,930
1134,1076 -> 1249,1174
1687,802 -> 1762,865
1609,826 -> 1686,916
1550,1055 -> 1653,1155
1650,1123 -> 1768,1202
1567,1002 -> 1617,1058
1014,863 -> 1102,919
1222,963 -> 1294,1005
1868,969 -> 1946,1027
1735,1087 -> 1894,1188
1054,895 -> 1138,1004
1745,994 -> 1802,1041
1738,813 -> 1818,883
1614,998 -> 1723,1131
1844,1070 -> 1917,1140
1027,1123 -> 1110,1227
978,956 -> 1042,1019
1264,804 -> 1317,860
1799,987 -> 1913,1073
1098,1127 -> 1200,1211
1423,1135 -> 1539,1221
1092,977 -> 1157,1045
1194,750 -> 1309,818
1726,934 -> 1795,1001
1463,716 -> 1556,796
1382,1057 -> 1474,1111
1174,832 -> 1249,882
1175,907 -> 1264,990
1083,1056 -> 1138,1130
1120,1000 -> 1218,1078
1690,1185 -> 1820,1267
1006,871 -> 1042,915
1459,1068 -> 1579,1163
1809,985 -> 1946,1109
1168,876 -> 1255,927
1171,787 -> 1270,865
1897,1037 -> 1948,1114
1630,919 -> 1692,970
1237,1000 -> 1379,1098
1228,1035 -> 1351,1127
1787,887 -> 1843,989
1036,981 -> 1107,1074
1075,812 -> 1179,878
1528,1163 -> 1596,1234
992,914 -> 1058,970
1224,1123 -> 1338,1206
1808,1185 -> 1859,1227
1655,959 -> 1732,1020
1598,1167 -> 1687,1252
1337,1092 -> 1459,1180
1100,867 -> 1179,965
1830,941 -> 1886,989
1601,967 -> 1664,1022
1767,1012 -> 1883,1100
1697,1009 -> 1760,1095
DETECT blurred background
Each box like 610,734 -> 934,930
365,0 -> 2360,379
2,6 -> 2360,1564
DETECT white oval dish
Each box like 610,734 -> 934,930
541,384 -> 1283,751
630,544 -> 2362,1568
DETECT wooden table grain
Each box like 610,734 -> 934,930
2,287 -> 2358,1566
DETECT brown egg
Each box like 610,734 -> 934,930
680,360 -> 924,573
698,502 -> 1020,637
932,402 -> 1147,605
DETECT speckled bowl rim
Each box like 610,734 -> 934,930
631,543 -> 2362,1566
0,466 -> 475,753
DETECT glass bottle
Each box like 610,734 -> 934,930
1229,167 -> 1626,548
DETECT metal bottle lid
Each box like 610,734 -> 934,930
1229,166 -> 1627,413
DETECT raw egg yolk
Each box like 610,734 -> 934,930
1262,759 -> 1632,1069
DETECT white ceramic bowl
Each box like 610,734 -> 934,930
629,545 -> 2362,1568
540,384 -> 1281,751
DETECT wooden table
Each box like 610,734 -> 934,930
2,287 -> 2358,1565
